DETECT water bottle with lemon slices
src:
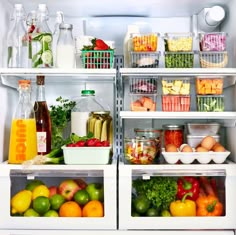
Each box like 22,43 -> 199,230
31,4 -> 53,68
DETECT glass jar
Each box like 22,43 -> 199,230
88,111 -> 113,144
56,23 -> 75,68
134,128 -> 162,158
163,124 -> 184,148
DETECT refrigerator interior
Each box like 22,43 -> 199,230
0,0 -> 236,234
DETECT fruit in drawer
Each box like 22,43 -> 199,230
86,183 -> 104,202
131,96 -> 156,111
11,190 -> 32,215
25,179 -> 45,191
32,185 -> 50,200
32,196 -> 50,215
49,186 -> 58,198
58,179 -> 80,201
162,79 -> 190,95
50,194 -> 66,211
59,201 -> 82,217
82,200 -> 104,217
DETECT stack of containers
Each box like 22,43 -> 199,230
161,77 -> 191,111
163,32 -> 194,68
196,76 -> 225,112
198,32 -> 228,68
130,33 -> 160,68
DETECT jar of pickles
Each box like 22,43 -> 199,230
162,124 -> 184,148
87,111 -> 113,144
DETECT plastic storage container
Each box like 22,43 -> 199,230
130,51 -> 160,68
186,122 -> 221,135
196,95 -> 224,112
130,94 -> 157,111
164,51 -> 194,68
162,95 -> 191,112
162,78 -> 191,95
196,77 -> 224,95
187,134 -> 220,148
131,33 -> 159,52
164,32 -> 193,52
129,77 -> 158,94
199,51 -> 228,68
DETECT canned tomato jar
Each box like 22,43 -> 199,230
162,124 -> 184,148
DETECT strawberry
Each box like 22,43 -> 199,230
91,38 -> 109,50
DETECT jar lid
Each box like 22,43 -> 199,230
162,124 -> 184,130
134,128 -> 161,133
59,23 -> 73,30
81,90 -> 95,95
91,111 -> 110,115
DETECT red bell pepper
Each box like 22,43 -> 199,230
177,176 -> 200,201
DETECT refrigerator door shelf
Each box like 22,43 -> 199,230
0,163 -> 117,230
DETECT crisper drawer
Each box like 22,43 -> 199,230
0,163 -> 117,230
118,160 -> 236,230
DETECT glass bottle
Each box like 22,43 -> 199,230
56,23 -> 75,68
71,90 -> 105,137
31,4 -> 53,68
7,4 -> 28,68
34,76 -> 52,155
8,80 -> 37,164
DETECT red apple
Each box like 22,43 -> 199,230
49,186 -> 58,198
58,179 -> 80,201
74,178 -> 87,190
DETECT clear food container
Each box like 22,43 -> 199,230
124,137 -> 157,164
130,94 -> 157,111
186,122 -> 221,135
186,134 -> 220,148
130,51 -> 160,68
196,95 -> 224,112
199,32 -> 227,51
196,77 -> 224,95
199,51 -> 228,68
131,33 -> 159,52
164,51 -> 194,68
162,95 -> 191,112
129,77 -> 158,94
162,78 -> 191,95
164,32 -> 193,52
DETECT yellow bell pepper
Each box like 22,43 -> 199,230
170,192 -> 196,216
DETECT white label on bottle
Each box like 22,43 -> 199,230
37,132 -> 47,153
71,112 -> 90,136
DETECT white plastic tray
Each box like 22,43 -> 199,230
161,148 -> 230,164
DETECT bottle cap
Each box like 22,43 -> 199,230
81,90 -> 95,95
19,80 -> 31,88
205,6 -> 225,26
59,23 -> 73,30
36,76 -> 45,85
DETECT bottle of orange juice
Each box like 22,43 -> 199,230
8,80 -> 37,164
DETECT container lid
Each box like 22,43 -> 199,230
162,124 -> 184,130
19,80 -> 31,88
81,90 -> 95,95
134,128 -> 161,133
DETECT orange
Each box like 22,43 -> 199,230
82,200 -> 104,217
59,201 -> 82,217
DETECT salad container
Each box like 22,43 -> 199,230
164,51 -> 194,68
196,95 -> 224,112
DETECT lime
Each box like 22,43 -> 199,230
32,185 -> 50,200
161,210 -> 171,217
49,194 -> 65,211
133,195 -> 150,214
43,210 -> 59,217
24,208 -> 40,217
74,190 -> 90,206
41,50 -> 53,64
11,190 -> 32,215
25,180 -> 45,191
146,207 -> 158,217
32,196 -> 50,215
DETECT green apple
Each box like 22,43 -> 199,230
86,183 -> 104,202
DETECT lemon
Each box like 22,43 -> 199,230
32,185 -> 50,200
11,190 -> 32,215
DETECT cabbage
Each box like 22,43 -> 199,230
200,33 -> 226,51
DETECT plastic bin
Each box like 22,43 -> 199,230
196,77 -> 224,95
164,51 -> 194,68
130,51 -> 160,68
187,134 -> 220,148
162,78 -> 190,95
129,77 -> 158,94
130,94 -> 157,111
199,51 -> 228,68
196,95 -> 224,112
162,95 -> 190,111
164,32 -> 193,52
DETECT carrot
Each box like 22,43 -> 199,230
199,176 -> 216,197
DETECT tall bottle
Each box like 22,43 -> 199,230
7,4 -> 28,68
31,4 -> 53,68
8,80 -> 37,164
34,76 -> 52,155
123,25 -> 140,68
56,23 -> 75,68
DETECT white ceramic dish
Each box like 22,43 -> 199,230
161,148 -> 230,164
62,146 -> 111,164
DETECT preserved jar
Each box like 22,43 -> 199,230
88,111 -> 113,144
163,124 -> 184,148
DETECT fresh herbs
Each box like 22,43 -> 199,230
50,96 -> 76,148
133,177 -> 177,211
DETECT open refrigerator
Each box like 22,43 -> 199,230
0,0 -> 236,234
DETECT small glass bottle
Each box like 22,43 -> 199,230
32,4 -> 53,68
71,90 -> 105,137
34,76 -> 52,155
56,23 -> 75,68
8,80 -> 37,164
7,4 -> 28,68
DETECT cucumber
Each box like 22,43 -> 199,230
41,50 -> 53,64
